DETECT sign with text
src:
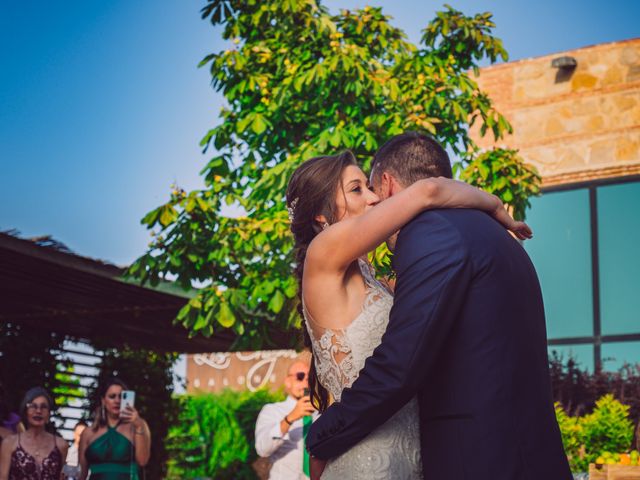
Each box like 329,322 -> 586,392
187,350 -> 310,393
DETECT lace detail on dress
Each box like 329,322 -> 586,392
9,435 -> 63,480
304,259 -> 393,402
303,259 -> 422,479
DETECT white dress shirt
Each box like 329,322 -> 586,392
255,396 -> 317,480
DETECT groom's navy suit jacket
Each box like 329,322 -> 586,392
307,209 -> 572,479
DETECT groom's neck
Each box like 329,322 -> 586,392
386,231 -> 399,252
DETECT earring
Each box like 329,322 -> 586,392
101,404 -> 106,420
322,222 -> 329,230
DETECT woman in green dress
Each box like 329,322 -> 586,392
79,379 -> 150,480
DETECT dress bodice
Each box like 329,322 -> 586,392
303,259 -> 422,479
304,258 -> 394,402
85,426 -> 139,480
9,434 -> 62,480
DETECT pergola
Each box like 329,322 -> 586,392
0,232 -> 288,352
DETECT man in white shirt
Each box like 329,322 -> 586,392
255,360 -> 317,479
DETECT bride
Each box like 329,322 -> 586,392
285,150 -> 530,479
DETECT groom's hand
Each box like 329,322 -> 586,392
309,456 -> 327,480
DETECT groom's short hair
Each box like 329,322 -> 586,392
371,132 -> 453,186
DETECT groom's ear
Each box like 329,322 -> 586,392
380,171 -> 396,198
385,173 -> 406,196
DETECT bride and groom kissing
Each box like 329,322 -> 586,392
285,132 -> 572,479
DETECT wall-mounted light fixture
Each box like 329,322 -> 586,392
551,56 -> 578,69
551,56 -> 577,83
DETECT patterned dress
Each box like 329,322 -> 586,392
304,259 -> 423,480
9,434 -> 63,480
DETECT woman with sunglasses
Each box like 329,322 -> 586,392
0,387 -> 68,480
79,378 -> 150,480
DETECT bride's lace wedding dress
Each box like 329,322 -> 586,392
304,259 -> 423,480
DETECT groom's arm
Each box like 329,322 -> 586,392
306,211 -> 473,460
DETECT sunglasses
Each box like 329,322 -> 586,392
291,372 -> 307,381
26,402 -> 50,412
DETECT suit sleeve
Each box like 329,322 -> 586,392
306,212 -> 473,459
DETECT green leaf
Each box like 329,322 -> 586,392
218,302 -> 236,328
328,129 -> 341,147
283,278 -> 298,298
237,114 -> 253,133
176,304 -> 191,321
141,207 -> 161,227
268,290 -> 285,313
193,313 -> 209,331
184,196 -> 197,213
251,114 -> 267,134
477,162 -> 490,180
196,197 -> 210,212
159,206 -> 178,227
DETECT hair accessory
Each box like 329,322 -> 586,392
287,197 -> 299,223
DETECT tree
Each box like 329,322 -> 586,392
0,323 -> 66,420
128,1 -> 540,347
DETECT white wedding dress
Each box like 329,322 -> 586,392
304,259 -> 423,480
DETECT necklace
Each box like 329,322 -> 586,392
23,432 -> 48,459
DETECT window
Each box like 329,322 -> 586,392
525,177 -> 640,371
597,182 -> 640,335
548,345 -> 594,372
602,341 -> 640,371
526,189 -> 593,339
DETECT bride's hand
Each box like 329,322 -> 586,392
490,196 -> 533,241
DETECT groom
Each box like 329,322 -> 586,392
306,132 -> 572,479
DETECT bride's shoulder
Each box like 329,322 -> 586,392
304,231 -> 334,269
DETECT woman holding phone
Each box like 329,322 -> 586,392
79,378 -> 151,480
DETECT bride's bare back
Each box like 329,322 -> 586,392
303,259 -> 423,479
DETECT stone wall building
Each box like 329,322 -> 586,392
471,38 -> 640,371
472,37 -> 640,185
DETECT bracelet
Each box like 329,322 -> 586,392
134,428 -> 145,435
283,415 -> 293,426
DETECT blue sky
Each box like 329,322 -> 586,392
1,1 -> 639,266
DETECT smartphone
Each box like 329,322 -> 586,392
120,390 -> 135,415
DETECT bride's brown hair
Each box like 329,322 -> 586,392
286,151 -> 357,412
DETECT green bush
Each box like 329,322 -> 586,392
169,391 -> 635,475
555,403 -> 583,468
167,389 -> 284,479
556,394 -> 635,472
581,395 -> 635,463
